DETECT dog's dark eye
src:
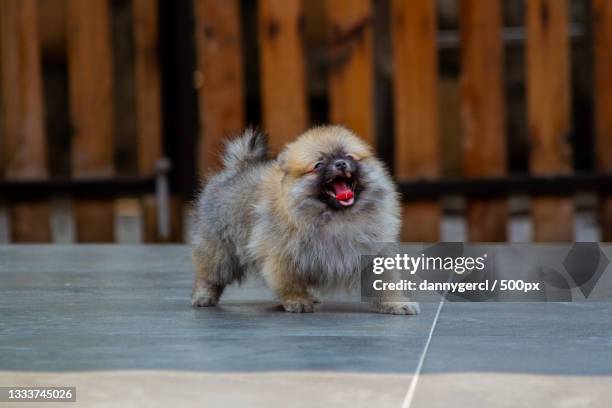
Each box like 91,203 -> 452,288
313,162 -> 324,170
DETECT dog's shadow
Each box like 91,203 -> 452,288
197,301 -> 375,315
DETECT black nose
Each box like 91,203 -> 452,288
334,159 -> 348,171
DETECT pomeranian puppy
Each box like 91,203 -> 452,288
191,125 -> 419,314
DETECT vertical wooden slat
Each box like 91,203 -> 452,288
593,0 -> 612,242
0,0 -> 51,242
459,0 -> 507,242
391,0 -> 440,242
326,0 -> 374,145
258,0 -> 308,153
67,0 -> 115,242
194,0 -> 244,173
133,0 -> 181,242
526,0 -> 573,241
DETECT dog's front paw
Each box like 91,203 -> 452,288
282,299 -> 315,313
374,301 -> 420,315
191,288 -> 218,307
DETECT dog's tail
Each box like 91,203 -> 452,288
221,128 -> 268,169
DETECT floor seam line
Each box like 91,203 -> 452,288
401,296 -> 446,408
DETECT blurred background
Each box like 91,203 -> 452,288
0,0 -> 610,244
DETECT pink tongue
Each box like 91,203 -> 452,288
332,181 -> 354,201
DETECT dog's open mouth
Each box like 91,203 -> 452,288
324,174 -> 356,207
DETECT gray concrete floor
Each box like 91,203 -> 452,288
1,246 -> 611,407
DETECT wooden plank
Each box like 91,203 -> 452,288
326,0 -> 374,145
67,0 -> 115,242
133,0 -> 179,242
593,0 -> 612,242
0,0 -> 51,242
391,0 -> 440,242
141,195 -> 183,243
459,0 -> 507,242
258,0 -> 308,153
526,0 -> 573,241
194,0 -> 244,174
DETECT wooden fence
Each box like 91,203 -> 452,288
1,0 -> 180,243
1,0 -> 611,243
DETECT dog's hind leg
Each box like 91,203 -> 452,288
191,241 -> 241,307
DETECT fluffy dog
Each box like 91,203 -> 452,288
191,125 -> 419,314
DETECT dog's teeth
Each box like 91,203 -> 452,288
346,172 -> 351,178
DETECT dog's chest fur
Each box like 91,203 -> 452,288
295,226 -> 366,286
265,212 -> 385,287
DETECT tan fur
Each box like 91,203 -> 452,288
278,126 -> 373,176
